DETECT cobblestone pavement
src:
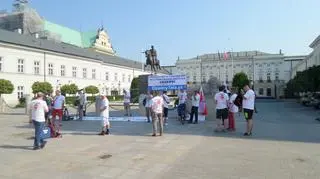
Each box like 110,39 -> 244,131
0,99 -> 320,179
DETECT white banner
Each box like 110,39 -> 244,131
148,75 -> 187,91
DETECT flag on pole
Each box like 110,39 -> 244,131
223,52 -> 229,60
198,86 -> 208,116
218,51 -> 221,61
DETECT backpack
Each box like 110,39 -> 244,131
143,97 -> 147,106
234,94 -> 242,107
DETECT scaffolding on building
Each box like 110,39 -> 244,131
0,0 -> 61,42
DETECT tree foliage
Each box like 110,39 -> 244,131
85,85 -> 99,96
31,81 -> 53,94
60,83 -> 78,95
130,77 -> 139,103
232,72 -> 250,91
285,65 -> 320,97
204,76 -> 221,95
0,79 -> 14,96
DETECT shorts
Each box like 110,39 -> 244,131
177,104 -> 186,116
101,117 -> 110,127
216,108 -> 228,119
243,108 -> 254,120
52,109 -> 63,119
163,107 -> 168,118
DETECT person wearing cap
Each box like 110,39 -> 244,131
29,92 -> 49,150
99,93 -> 110,135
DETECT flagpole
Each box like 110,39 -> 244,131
231,48 -> 234,79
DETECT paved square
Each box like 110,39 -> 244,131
0,99 -> 320,179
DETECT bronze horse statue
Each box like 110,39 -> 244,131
144,49 -> 161,72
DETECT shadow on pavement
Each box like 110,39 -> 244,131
11,99 -> 320,144
0,145 -> 33,151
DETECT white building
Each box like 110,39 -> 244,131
291,35 -> 320,78
0,29 -> 162,104
175,51 -> 305,98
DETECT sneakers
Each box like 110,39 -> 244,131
99,130 -> 110,136
40,141 -> 47,149
243,132 -> 252,136
152,134 -> 156,137
98,131 -> 105,136
165,123 -> 168,126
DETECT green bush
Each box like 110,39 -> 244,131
31,81 -> 53,94
232,72 -> 250,92
15,97 -> 26,108
130,77 -> 139,103
61,84 -> 78,95
65,95 -> 124,106
85,85 -> 99,96
0,79 -> 14,97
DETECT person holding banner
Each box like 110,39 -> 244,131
177,89 -> 188,124
151,92 -> 164,136
189,90 -> 200,124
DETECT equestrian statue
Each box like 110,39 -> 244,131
144,45 -> 161,72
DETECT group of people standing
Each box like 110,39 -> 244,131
29,90 -> 65,150
214,84 -> 256,136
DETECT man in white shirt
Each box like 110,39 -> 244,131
228,88 -> 238,131
189,90 -> 200,124
123,89 -> 131,117
214,86 -> 229,132
52,90 -> 65,135
29,92 -> 49,150
145,91 -> 153,123
162,91 -> 170,126
151,92 -> 164,136
242,85 -> 255,136
177,89 -> 187,124
99,93 -> 110,135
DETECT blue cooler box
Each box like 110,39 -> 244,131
41,127 -> 51,139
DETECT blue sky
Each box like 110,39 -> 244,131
1,0 -> 320,65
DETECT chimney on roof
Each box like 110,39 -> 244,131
279,49 -> 282,55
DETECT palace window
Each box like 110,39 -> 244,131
17,86 -> 24,99
18,59 -> 24,73
114,73 -> 118,81
275,72 -> 279,81
92,69 -> 96,79
48,63 -> 54,76
61,65 -> 65,76
0,57 -> 2,72
259,88 -> 264,95
267,72 -> 271,82
105,72 -> 109,81
34,61 -> 40,75
83,68 -> 87,78
72,66 -> 77,77
128,75 -> 131,83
